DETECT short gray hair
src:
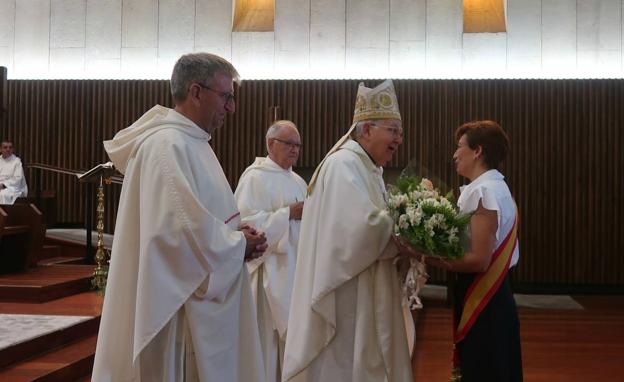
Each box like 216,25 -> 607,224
170,52 -> 240,102
266,120 -> 297,152
351,121 -> 369,140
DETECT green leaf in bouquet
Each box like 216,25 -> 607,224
393,175 -> 422,194
444,189 -> 456,203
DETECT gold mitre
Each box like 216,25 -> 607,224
352,79 -> 401,124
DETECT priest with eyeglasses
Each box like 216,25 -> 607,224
235,120 -> 307,382
282,80 -> 414,382
92,53 -> 267,382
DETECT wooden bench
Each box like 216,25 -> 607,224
0,204 -> 44,274
16,189 -> 57,227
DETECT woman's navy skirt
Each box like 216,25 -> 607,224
453,271 -> 523,382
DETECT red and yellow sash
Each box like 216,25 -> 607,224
451,210 -> 519,380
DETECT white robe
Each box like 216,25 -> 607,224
282,140 -> 413,382
0,154 -> 28,204
234,157 -> 307,382
92,105 -> 265,382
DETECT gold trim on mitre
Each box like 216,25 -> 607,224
352,79 -> 401,124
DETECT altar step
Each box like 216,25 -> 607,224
35,243 -> 85,266
36,245 -> 62,261
0,315 -> 99,368
0,265 -> 94,303
0,333 -> 97,382
0,292 -> 102,382
37,256 -> 86,266
45,229 -> 113,260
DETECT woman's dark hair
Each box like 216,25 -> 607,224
455,120 -> 509,170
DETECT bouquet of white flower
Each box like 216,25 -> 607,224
388,176 -> 470,259
388,176 -> 471,309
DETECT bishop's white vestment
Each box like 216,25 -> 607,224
234,157 -> 307,382
282,140 -> 413,382
92,105 -> 265,382
0,154 -> 28,204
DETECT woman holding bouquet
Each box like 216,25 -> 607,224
418,120 -> 522,381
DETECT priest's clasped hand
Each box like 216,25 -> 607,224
240,223 -> 268,261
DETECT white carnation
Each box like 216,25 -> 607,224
440,197 -> 453,208
388,196 -> 397,209
388,194 -> 401,209
448,233 -> 459,244
409,190 -> 423,200
406,206 -> 423,225
423,198 -> 440,207
424,217 -> 436,237
398,214 -> 409,230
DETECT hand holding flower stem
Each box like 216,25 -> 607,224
392,234 -> 454,270
392,234 -> 425,261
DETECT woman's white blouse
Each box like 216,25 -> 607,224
458,169 -> 520,268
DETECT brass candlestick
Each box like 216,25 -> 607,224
92,175 -> 109,294
450,368 -> 462,382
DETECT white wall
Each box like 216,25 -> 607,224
0,0 -> 623,79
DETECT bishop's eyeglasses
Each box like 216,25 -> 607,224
372,123 -> 404,139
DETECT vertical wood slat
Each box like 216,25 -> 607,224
0,79 -> 622,287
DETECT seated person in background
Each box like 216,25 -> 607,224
0,140 -> 28,205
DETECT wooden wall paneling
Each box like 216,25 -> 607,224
0,78 -> 622,288
0,67 -> 6,112
609,80 -> 623,283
